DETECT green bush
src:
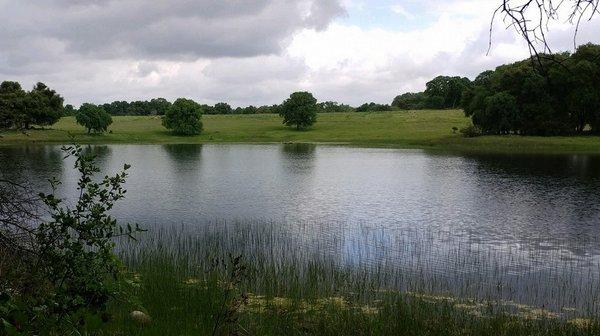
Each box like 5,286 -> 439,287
76,103 -> 113,134
460,124 -> 482,138
162,98 -> 203,135
0,145 -> 141,334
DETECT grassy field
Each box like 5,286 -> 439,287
2,110 -> 600,154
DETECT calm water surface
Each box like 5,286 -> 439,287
2,144 -> 600,311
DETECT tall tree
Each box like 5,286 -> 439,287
25,83 -> 64,128
0,81 -> 26,129
162,98 -> 203,135
213,102 -> 232,115
279,92 -> 318,130
76,103 -> 113,134
424,76 -> 472,109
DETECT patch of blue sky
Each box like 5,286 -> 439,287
338,0 -> 436,31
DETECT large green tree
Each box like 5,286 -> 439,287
462,44 -> 600,135
162,98 -> 203,135
279,92 -> 318,130
213,102 -> 232,115
76,103 -> 113,134
0,81 -> 26,129
391,92 -> 426,110
0,81 -> 64,129
424,76 -> 472,109
25,83 -> 64,128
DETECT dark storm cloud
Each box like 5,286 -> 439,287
0,0 -> 345,62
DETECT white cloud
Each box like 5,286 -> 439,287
0,0 -> 599,107
390,4 -> 414,20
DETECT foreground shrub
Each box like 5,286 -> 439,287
0,145 -> 141,334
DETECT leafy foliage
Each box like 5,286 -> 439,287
213,102 -> 233,115
279,92 -> 318,130
460,124 -> 483,138
424,76 -> 472,109
391,92 -> 426,110
162,98 -> 204,135
462,43 -> 600,135
100,98 -> 172,116
76,103 -> 113,134
391,77 -> 472,110
356,102 -> 392,112
0,81 -> 64,130
317,101 -> 354,113
1,145 -> 141,334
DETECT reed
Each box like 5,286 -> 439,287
102,220 -> 600,335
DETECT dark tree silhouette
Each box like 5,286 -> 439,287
493,0 -> 599,58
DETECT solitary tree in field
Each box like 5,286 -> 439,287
162,98 -> 203,135
76,103 -> 113,134
279,92 -> 318,130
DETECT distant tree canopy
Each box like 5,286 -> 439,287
63,104 -> 77,116
162,98 -> 203,135
76,103 -> 113,134
425,76 -> 472,109
0,81 -> 64,129
279,91 -> 318,130
317,101 -> 354,113
391,76 -> 472,110
391,92 -> 426,110
100,98 -> 171,116
356,102 -> 392,112
213,102 -> 232,115
462,43 -> 600,135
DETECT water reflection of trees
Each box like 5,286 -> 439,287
464,152 -> 600,179
163,144 -> 203,163
459,152 -> 600,258
280,143 -> 316,159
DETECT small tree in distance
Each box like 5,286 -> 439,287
279,91 -> 318,130
162,98 -> 203,135
76,103 -> 113,134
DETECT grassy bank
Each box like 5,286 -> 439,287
95,222 -> 600,335
2,111 -> 600,154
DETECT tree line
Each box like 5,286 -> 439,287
2,44 -> 599,136
391,76 -> 472,110
162,92 -> 320,135
462,43 -> 600,135
76,99 -> 353,116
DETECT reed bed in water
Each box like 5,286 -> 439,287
105,220 -> 600,335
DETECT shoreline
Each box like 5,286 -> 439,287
1,111 -> 600,155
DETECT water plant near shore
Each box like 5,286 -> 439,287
102,220 -> 600,335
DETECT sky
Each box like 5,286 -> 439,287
1,0 -> 599,107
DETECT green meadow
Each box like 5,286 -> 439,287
2,110 -> 600,154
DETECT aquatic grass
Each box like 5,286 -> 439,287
101,220 -> 600,334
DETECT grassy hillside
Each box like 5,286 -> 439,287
2,110 -> 600,153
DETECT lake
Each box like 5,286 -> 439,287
2,143 -> 600,312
